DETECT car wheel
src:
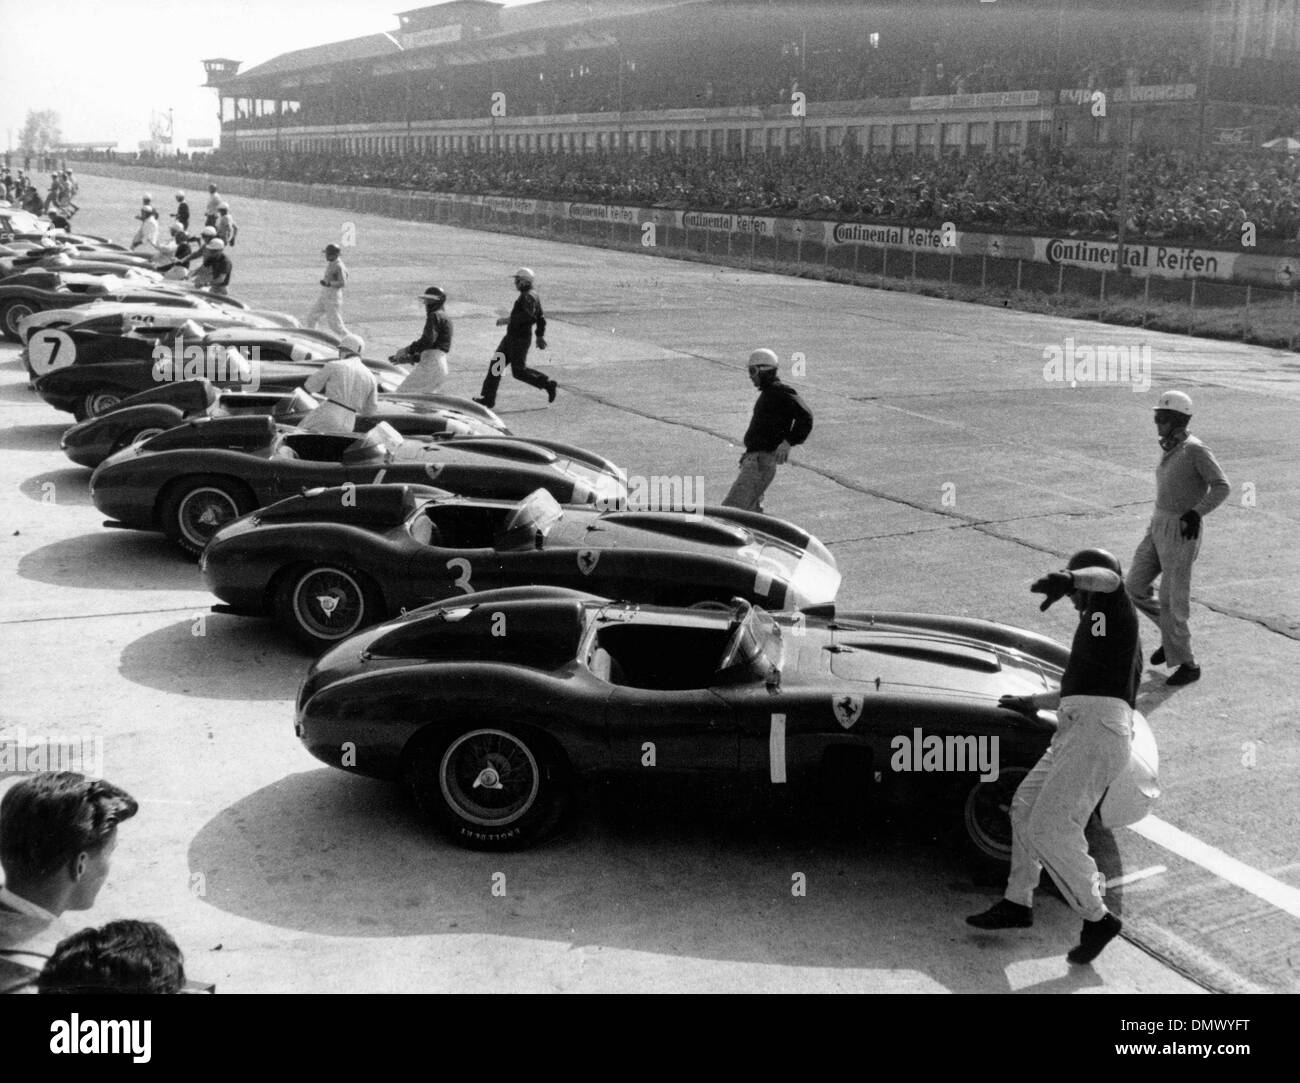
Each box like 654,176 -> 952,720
276,564 -> 382,649
73,389 -> 126,422
110,426 -> 168,454
0,300 -> 35,342
962,764 -> 1030,866
406,726 -> 570,850
160,476 -> 254,559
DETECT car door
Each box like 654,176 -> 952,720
406,542 -> 503,612
606,685 -> 738,775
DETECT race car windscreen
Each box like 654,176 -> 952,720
730,606 -> 784,680
500,489 -> 564,545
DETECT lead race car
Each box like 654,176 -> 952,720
201,483 -> 840,647
32,322 -> 406,420
294,588 -> 1160,860
20,298 -> 301,348
60,379 -> 508,469
90,416 -> 627,556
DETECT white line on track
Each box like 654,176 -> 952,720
1106,865 -> 1167,889
1129,816 -> 1300,920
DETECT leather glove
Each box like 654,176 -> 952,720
999,694 -> 1037,717
1180,510 -> 1201,540
536,337 -> 547,350
1030,570 -> 1074,611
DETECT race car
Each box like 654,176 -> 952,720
0,269 -> 247,341
293,588 -> 1160,857
201,483 -> 840,647
60,379 -> 509,469
19,300 -> 301,348
32,323 -> 407,420
0,246 -> 155,279
89,415 -> 627,555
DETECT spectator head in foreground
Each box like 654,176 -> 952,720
39,920 -> 185,994
0,772 -> 138,917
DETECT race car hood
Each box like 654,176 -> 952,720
549,509 -> 842,607
806,617 -> 1058,703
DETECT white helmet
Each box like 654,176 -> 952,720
1154,390 -> 1193,416
205,238 -> 225,251
513,266 -> 535,284
339,333 -> 365,357
747,348 -> 779,370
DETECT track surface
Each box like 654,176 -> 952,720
2,174 -> 1297,992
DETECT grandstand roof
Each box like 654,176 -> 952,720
221,0 -> 701,93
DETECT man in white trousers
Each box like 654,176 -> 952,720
967,547 -> 1140,965
392,285 -> 451,394
304,243 -> 350,338
1125,390 -> 1230,687
299,334 -> 376,433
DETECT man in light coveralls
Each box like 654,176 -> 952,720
299,334 -> 376,433
967,547 -> 1140,965
1126,390 -> 1230,686
304,243 -> 350,338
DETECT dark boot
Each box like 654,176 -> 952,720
966,899 -> 1033,929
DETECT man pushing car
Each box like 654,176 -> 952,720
967,547 -> 1141,966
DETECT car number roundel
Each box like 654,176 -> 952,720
28,329 -> 77,376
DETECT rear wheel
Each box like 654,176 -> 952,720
962,764 -> 1031,867
405,726 -> 570,850
73,389 -> 127,422
110,425 -> 168,454
159,476 -> 254,558
274,564 -> 382,650
0,299 -> 35,342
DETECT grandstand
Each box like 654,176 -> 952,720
202,0 -> 1299,159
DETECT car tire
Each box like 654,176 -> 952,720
73,389 -> 127,422
110,426 -> 168,454
961,764 -> 1030,867
274,564 -> 384,650
406,725 -> 570,851
159,476 -> 255,559
0,299 -> 35,342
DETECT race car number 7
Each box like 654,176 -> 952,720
28,329 -> 77,377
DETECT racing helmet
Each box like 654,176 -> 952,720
1066,548 -> 1122,575
1154,390 -> 1193,417
323,243 -> 341,258
339,333 -> 365,357
513,266 -> 535,284
205,238 -> 225,251
747,348 -> 779,371
418,285 -> 446,305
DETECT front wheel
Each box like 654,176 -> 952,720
159,476 -> 254,558
274,564 -> 382,650
0,299 -> 35,342
73,388 -> 126,422
110,425 -> 168,454
406,726 -> 570,850
961,764 -> 1030,867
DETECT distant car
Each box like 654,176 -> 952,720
19,301 -> 301,347
201,483 -> 840,647
0,269 -> 244,341
90,415 -> 627,555
293,589 -> 1160,857
60,379 -> 509,468
0,247 -> 155,280
32,323 -> 408,420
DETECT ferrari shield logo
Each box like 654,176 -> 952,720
577,549 -> 600,575
424,463 -> 445,481
832,694 -> 864,729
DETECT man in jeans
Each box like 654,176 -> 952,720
721,349 -> 813,514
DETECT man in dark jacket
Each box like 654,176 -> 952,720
394,285 -> 452,393
474,266 -> 556,408
721,349 -> 813,513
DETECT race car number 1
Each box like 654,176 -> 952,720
28,329 -> 77,377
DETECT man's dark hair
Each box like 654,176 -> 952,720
38,920 -> 185,995
0,772 -> 138,880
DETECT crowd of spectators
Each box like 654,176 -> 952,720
94,143 -> 1300,249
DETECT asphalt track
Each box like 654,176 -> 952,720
2,173 -> 1296,993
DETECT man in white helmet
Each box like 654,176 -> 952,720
299,334 -> 377,433
474,267 -> 556,408
721,349 -> 813,514
1125,390 -> 1230,686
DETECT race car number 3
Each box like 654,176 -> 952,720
28,329 -> 77,377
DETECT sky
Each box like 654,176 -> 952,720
0,0 -> 533,151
